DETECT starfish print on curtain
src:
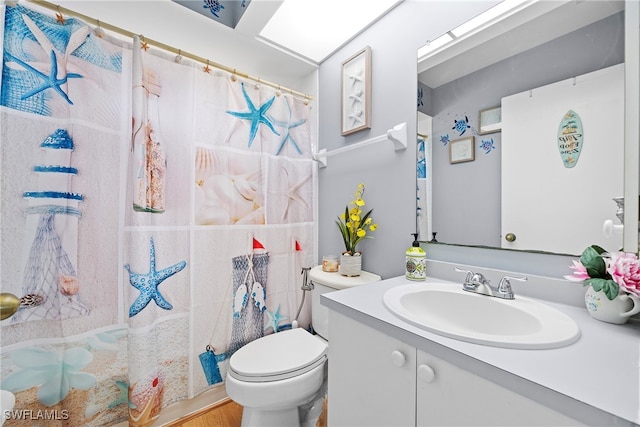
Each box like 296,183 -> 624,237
5,51 -> 83,105
226,82 -> 279,148
268,97 -> 306,155
1,4 -> 124,124
280,167 -> 311,222
125,237 -> 187,317
4,13 -> 89,105
264,304 -> 287,333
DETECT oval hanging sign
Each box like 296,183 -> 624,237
557,110 -> 583,168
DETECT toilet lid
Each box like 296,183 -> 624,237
229,328 -> 327,382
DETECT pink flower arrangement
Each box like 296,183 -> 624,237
565,245 -> 640,300
608,252 -> 640,297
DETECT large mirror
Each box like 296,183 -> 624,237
417,0 -> 631,256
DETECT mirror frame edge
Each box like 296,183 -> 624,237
624,0 -> 639,255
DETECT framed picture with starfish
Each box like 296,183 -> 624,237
341,46 -> 371,136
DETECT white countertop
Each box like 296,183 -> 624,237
321,274 -> 640,426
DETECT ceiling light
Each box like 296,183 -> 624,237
417,33 -> 454,60
451,0 -> 530,37
417,0 -> 532,62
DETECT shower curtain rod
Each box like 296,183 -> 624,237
25,0 -> 314,101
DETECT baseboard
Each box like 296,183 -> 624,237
163,396 -> 232,427
112,386 -> 229,427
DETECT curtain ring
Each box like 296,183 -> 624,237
94,19 -> 105,38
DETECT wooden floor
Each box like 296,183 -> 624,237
169,397 -> 327,427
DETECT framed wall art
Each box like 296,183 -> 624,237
450,137 -> 475,164
341,46 -> 371,136
478,106 -> 502,134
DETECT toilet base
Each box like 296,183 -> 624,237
241,406 -> 300,427
239,393 -> 325,427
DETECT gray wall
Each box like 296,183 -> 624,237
317,1 -> 501,279
430,12 -> 624,248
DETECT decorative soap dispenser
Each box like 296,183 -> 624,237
405,233 -> 426,281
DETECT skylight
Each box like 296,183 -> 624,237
258,0 -> 402,64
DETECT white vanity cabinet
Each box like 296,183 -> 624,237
328,310 -> 581,427
415,350 -> 580,426
328,311 -> 416,427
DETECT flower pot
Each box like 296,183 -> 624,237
339,253 -> 361,277
584,287 -> 640,324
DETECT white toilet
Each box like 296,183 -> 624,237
226,265 -> 381,427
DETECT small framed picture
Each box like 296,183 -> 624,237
450,137 -> 475,164
341,46 -> 371,136
478,106 -> 502,134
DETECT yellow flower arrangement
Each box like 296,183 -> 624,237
336,183 -> 378,255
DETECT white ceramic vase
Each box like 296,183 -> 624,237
584,287 -> 640,324
339,253 -> 362,277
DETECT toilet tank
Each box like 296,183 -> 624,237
308,265 -> 381,340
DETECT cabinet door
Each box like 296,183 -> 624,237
328,311 -> 416,427
416,350 -> 581,426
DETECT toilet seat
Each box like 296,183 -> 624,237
229,328 -> 327,383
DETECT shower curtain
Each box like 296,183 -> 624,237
0,4 -> 316,426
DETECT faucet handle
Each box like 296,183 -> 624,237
497,275 -> 527,297
455,267 -> 491,294
454,266 -> 474,283
470,272 -> 489,285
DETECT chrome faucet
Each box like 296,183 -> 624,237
454,267 -> 527,300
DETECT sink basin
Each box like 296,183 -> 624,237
383,282 -> 580,349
